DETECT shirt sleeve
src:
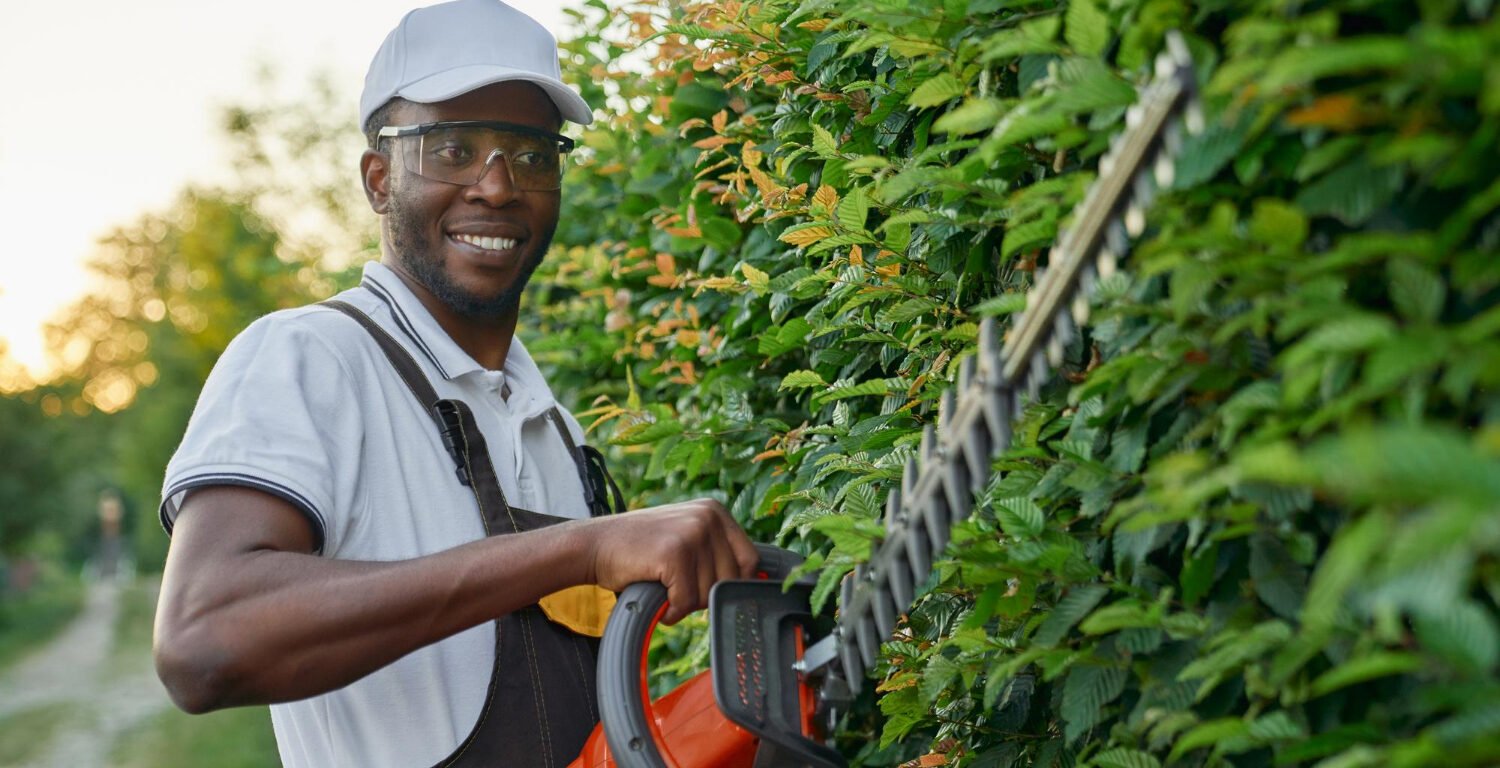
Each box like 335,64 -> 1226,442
160,310 -> 364,554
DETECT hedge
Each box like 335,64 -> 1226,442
526,0 -> 1500,765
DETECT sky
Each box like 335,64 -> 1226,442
0,0 -> 578,381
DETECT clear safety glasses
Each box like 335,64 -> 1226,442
377,120 -> 575,191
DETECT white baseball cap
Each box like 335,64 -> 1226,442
360,0 -> 594,131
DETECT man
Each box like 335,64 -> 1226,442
153,2 -> 759,766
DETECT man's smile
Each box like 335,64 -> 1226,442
449,233 -> 520,253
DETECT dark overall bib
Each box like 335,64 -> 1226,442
322,300 -> 624,768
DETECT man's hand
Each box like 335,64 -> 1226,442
579,499 -> 759,624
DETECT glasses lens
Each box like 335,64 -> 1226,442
404,126 -> 564,190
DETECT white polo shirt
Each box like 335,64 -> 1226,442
160,261 -> 595,768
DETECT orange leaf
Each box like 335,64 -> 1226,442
849,244 -> 864,266
813,184 -> 839,213
797,19 -> 830,31
748,166 -> 786,202
741,143 -> 764,168
779,226 -> 834,246
1286,94 -> 1366,131
752,449 -> 785,463
692,135 -> 736,150
711,109 -> 728,133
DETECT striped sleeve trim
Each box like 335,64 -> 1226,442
160,473 -> 328,554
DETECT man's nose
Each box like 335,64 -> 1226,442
465,149 -> 519,205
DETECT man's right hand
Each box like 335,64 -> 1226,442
577,498 -> 760,624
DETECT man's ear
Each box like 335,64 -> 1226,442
361,149 -> 392,215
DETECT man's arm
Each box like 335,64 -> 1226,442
154,486 -> 757,713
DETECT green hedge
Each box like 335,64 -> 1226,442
529,0 -> 1500,765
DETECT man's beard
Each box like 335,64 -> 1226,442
385,194 -> 552,321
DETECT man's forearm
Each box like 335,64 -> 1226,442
156,515 -> 591,712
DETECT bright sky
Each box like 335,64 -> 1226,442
0,0 -> 578,382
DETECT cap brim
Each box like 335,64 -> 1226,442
398,64 -> 594,126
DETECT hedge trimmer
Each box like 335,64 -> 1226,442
569,33 -> 1203,768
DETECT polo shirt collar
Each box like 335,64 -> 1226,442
359,261 -> 560,415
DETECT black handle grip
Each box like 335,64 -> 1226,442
597,543 -> 802,768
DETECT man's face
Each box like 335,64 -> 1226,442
365,81 -> 563,320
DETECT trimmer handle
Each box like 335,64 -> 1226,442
597,543 -> 803,768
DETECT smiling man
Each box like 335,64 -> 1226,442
152,2 -> 759,767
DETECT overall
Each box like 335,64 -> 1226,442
323,300 -> 624,768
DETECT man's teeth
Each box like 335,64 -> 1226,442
452,234 -> 517,251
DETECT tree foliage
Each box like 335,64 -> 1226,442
35,191 -> 337,568
537,0 -> 1500,765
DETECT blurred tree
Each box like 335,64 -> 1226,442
0,384 -> 101,560
44,190 -> 334,568
220,67 -> 379,271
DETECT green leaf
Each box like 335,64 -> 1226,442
742,262 -> 770,295
1262,36 -> 1413,90
1247,710 -> 1305,742
973,292 -> 1027,317
1302,510 -> 1390,630
1280,314 -> 1397,370
1034,585 -> 1109,646
779,370 -> 827,390
811,122 -> 840,159
1412,600 -> 1500,673
811,513 -> 882,560
920,653 -> 961,704
812,378 -> 902,406
996,497 -> 1046,538
1295,158 -> 1404,227
878,297 -> 940,325
1248,198 -> 1309,249
1080,600 -> 1158,634
758,318 -> 813,358
1389,259 -> 1446,324
810,555 -> 851,614
1308,652 -> 1424,698
1002,216 -> 1058,259
1170,718 -> 1251,762
1174,110 -> 1250,189
908,72 -> 966,108
1065,0 -> 1109,57
980,16 -> 1062,62
610,417 -> 685,446
1052,58 -> 1136,113
1062,665 -> 1127,741
1088,748 -> 1161,768
933,98 -> 1005,135
1250,534 -> 1308,621
836,185 -> 871,232
1302,426 -> 1500,508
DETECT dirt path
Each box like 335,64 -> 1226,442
0,578 -> 173,767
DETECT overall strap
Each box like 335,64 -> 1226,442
321,300 -> 514,521
546,407 -> 626,517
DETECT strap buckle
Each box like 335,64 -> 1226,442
433,400 -> 473,487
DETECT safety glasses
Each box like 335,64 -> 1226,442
377,120 -> 576,191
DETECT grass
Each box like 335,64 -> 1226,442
108,578 -> 158,680
0,702 -> 75,765
0,574 -> 84,673
112,705 -> 280,768
107,579 -> 280,767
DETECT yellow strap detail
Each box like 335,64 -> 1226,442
537,585 -> 618,638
